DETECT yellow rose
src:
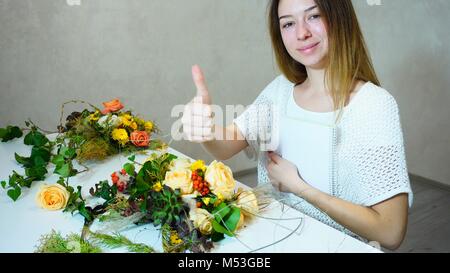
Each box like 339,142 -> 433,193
169,158 -> 192,172
163,170 -> 193,195
204,160 -> 236,200
189,208 -> 213,235
36,183 -> 70,211
235,190 -> 259,217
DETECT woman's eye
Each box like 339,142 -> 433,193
282,22 -> 294,29
308,14 -> 321,21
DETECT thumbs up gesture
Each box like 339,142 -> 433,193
182,65 -> 215,143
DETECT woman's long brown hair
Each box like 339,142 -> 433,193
268,0 -> 380,120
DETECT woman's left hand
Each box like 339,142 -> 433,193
266,152 -> 310,195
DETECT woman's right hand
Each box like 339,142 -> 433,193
182,65 -> 215,143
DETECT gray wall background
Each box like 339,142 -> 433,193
1,0 -> 449,186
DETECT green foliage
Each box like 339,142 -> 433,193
123,163 -> 135,176
35,229 -> 152,253
57,177 -> 93,223
148,186 -> 184,226
211,203 -> 241,237
24,130 -> 49,147
3,128 -> 54,201
89,232 -> 155,253
89,180 -> 118,204
135,153 -> 177,189
0,126 -> 23,142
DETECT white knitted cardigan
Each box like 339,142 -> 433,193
234,75 -> 413,240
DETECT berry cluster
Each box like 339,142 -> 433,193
191,171 -> 210,197
111,169 -> 130,192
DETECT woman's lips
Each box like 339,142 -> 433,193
297,42 -> 320,54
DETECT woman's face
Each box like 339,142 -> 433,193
278,0 -> 328,69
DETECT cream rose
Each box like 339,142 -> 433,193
97,115 -> 121,128
36,183 -> 70,211
189,208 -> 213,235
204,160 -> 236,200
169,158 -> 192,172
163,169 -> 193,195
235,190 -> 259,217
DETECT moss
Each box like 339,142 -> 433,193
35,230 -> 102,253
77,138 -> 116,162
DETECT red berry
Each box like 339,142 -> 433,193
111,176 -> 119,184
196,202 -> 202,208
121,169 -> 127,175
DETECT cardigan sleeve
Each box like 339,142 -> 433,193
349,89 -> 413,207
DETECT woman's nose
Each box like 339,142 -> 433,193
296,22 -> 312,40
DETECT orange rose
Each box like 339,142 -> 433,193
101,99 -> 124,114
130,131 -> 150,147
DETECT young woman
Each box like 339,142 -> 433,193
181,0 -> 412,250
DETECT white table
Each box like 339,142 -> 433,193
0,137 -> 381,253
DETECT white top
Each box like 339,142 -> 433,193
234,75 -> 413,241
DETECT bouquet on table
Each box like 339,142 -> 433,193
0,99 -> 165,201
34,153 -> 263,253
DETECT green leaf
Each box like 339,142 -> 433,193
7,187 -> 21,201
54,163 -> 71,178
1,181 -> 6,189
136,179 -> 151,193
59,147 -> 76,159
0,126 -> 23,142
51,154 -> 65,166
212,203 -> 231,223
24,130 -> 48,147
123,163 -> 135,176
78,203 -> 93,222
31,147 -> 51,164
223,207 -> 241,234
212,219 -> 233,237
128,155 -> 136,162
14,153 -> 31,167
211,231 -> 225,242
33,156 -> 46,167
25,166 -> 47,181
10,126 -> 23,139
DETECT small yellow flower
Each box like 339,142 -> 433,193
145,121 -> 154,132
111,128 -> 129,146
152,182 -> 163,192
214,193 -> 224,206
202,197 -> 211,206
130,121 -> 138,130
88,111 -> 100,122
190,160 -> 206,172
120,114 -> 133,127
170,231 -> 183,245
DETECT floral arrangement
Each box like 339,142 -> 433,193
33,153 -> 262,253
0,99 -> 165,201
